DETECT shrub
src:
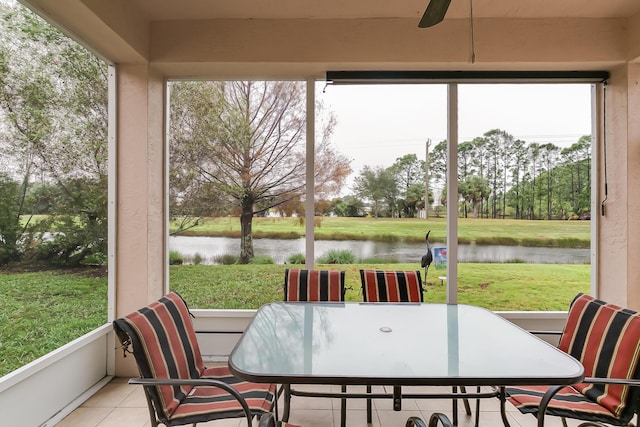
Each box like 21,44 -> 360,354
212,253 -> 239,265
316,249 -> 356,264
287,253 -> 305,264
192,252 -> 203,265
250,256 -> 275,264
169,251 -> 184,265
80,253 -> 107,266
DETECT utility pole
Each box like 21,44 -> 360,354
424,139 -> 431,220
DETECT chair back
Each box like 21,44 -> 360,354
559,293 -> 640,420
113,292 -> 205,419
284,269 -> 345,302
360,270 -> 424,302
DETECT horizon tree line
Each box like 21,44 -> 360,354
341,129 -> 591,220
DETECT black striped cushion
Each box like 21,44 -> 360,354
507,293 -> 640,425
114,292 -> 276,425
284,269 -> 345,302
360,270 -> 424,302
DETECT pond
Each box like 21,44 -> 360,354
169,236 -> 590,265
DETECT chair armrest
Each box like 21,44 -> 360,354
528,330 -> 563,336
583,377 -> 640,387
537,378 -> 640,427
536,384 -> 567,422
129,378 -> 253,426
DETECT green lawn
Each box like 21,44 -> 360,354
1,215 -> 592,376
0,269 -> 108,377
171,263 -> 589,311
0,261 -> 589,376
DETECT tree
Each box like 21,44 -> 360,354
484,129 -> 511,219
0,174 -> 23,264
470,136 -> 489,217
169,81 -> 351,263
332,196 -> 365,217
560,135 -> 591,217
459,176 -> 491,218
540,143 -> 560,219
354,165 -> 397,217
315,198 -> 333,216
389,154 -> 425,217
458,140 -> 476,217
528,143 -> 542,219
429,139 -> 447,203
508,139 -> 527,219
0,2 -> 108,266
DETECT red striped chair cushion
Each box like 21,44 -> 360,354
284,269 -> 345,302
561,294 -> 640,418
506,385 -> 626,425
507,293 -> 640,424
360,270 -> 423,302
116,292 -> 206,416
114,292 -> 276,425
170,365 -> 277,424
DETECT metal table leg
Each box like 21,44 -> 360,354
282,384 -> 291,422
341,385 -> 347,427
499,387 -> 512,427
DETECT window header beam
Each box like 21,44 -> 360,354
326,70 -> 609,84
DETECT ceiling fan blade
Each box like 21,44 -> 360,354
418,0 -> 452,28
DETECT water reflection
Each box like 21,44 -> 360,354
169,235 -> 590,265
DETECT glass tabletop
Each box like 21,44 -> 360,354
229,302 -> 584,386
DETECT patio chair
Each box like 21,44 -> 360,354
113,291 -> 294,427
506,293 -> 640,427
359,269 -> 473,425
282,269 -> 348,424
360,269 -> 425,302
284,268 -> 346,302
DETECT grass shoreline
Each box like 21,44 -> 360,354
172,216 -> 591,248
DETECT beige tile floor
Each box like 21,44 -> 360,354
55,379 -> 587,427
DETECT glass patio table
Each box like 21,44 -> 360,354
229,302 -> 584,427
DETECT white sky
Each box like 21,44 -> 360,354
316,83 -> 593,193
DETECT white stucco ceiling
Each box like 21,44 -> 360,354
17,0 -> 640,74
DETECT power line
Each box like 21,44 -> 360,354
336,133 -> 588,148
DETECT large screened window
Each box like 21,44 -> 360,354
316,79 -> 595,310
166,77 -> 595,311
167,80 -> 350,307
0,2 -> 109,376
